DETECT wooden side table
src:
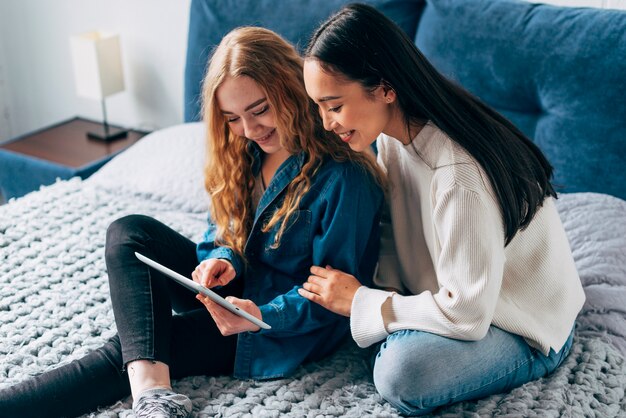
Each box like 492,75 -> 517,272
0,117 -> 150,203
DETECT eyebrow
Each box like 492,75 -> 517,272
221,97 -> 267,114
318,96 -> 341,103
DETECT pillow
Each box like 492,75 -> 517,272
87,122 -> 210,213
184,0 -> 425,122
415,0 -> 626,200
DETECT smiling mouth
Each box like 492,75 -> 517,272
337,130 -> 355,142
253,128 -> 276,143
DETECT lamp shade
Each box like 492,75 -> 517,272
70,31 -> 125,100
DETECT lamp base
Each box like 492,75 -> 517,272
87,125 -> 128,142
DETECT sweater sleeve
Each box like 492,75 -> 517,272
351,185 -> 506,347
350,286 -> 395,347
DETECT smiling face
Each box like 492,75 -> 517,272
216,75 -> 283,155
303,59 -> 398,152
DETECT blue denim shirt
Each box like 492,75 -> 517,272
197,147 -> 383,379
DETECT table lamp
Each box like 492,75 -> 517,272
70,31 -> 128,141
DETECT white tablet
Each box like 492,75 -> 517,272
135,252 -> 271,330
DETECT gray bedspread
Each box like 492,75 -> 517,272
1,124 -> 625,417
558,193 -> 626,357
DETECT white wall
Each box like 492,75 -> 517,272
0,28 -> 12,141
0,0 -> 624,143
0,0 -> 190,142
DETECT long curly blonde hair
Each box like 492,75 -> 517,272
202,27 -> 383,257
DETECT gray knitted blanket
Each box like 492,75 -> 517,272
1,124 -> 625,417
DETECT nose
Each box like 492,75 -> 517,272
319,109 -> 336,132
242,117 -> 261,139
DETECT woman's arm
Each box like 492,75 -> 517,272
257,163 -> 383,337
197,163 -> 383,338
304,184 -> 508,348
373,186 -> 506,346
300,198 -> 404,315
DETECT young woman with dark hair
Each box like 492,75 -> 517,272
300,3 -> 585,416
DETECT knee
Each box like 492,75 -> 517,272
373,363 -> 405,412
373,343 -> 418,411
372,334 -> 438,416
105,214 -> 153,259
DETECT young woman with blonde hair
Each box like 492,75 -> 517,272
1,26 -> 384,418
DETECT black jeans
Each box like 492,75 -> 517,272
0,215 -> 241,418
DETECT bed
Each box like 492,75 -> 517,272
2,0 -> 626,416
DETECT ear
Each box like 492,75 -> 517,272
383,87 -> 397,104
378,80 -> 396,103
376,86 -> 397,104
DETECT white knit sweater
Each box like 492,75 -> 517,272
351,123 -> 586,355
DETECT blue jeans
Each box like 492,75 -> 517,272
372,325 -> 575,416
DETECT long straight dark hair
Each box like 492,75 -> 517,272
305,3 -> 556,245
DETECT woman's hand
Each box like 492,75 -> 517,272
192,258 -> 235,288
298,265 -> 362,317
196,295 -> 261,335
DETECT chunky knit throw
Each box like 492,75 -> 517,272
1,124 -> 625,417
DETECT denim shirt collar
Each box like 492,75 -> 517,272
245,144 -> 307,256
248,143 -> 306,219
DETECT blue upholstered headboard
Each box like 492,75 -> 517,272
183,0 -> 424,123
415,0 -> 626,200
183,0 -> 626,200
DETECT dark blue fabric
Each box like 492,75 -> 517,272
0,149 -> 113,201
0,150 -> 74,201
183,0 -> 424,122
197,147 -> 384,379
415,0 -> 626,199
